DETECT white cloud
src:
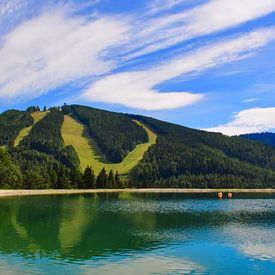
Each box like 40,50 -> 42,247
0,9 -> 128,102
82,28 -> 275,110
243,98 -> 258,103
82,71 -> 203,110
206,107 -> 275,135
217,70 -> 244,77
81,255 -> 205,274
123,0 -> 275,59
146,0 -> 184,14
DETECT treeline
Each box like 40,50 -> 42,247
19,108 -> 79,169
80,166 -> 124,189
138,173 -> 275,189
0,110 -> 33,146
26,106 -> 48,113
70,105 -> 148,163
0,148 -> 125,189
129,115 -> 275,188
26,106 -> 41,113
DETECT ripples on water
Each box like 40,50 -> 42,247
0,192 -> 274,274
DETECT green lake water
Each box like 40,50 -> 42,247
0,192 -> 274,274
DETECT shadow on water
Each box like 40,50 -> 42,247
0,192 -> 274,263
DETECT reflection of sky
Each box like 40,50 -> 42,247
0,253 -> 205,274
2,233 -> 274,275
224,225 -> 275,262
81,255 -> 205,275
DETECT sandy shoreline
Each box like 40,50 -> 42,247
0,188 -> 274,197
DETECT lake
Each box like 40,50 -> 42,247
0,192 -> 274,274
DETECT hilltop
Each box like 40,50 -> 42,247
240,132 -> 275,147
1,104 -> 275,189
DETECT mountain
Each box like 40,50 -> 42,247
240,132 -> 275,147
1,104 -> 275,189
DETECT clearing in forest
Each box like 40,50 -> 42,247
14,112 -> 49,146
62,115 -> 157,175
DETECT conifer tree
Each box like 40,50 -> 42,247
82,166 -> 96,189
56,165 -> 71,189
96,167 -> 108,188
114,171 -> 120,188
107,170 -> 115,188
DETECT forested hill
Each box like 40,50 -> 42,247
240,132 -> 275,147
128,115 -> 275,188
1,104 -> 275,189
70,105 -> 148,163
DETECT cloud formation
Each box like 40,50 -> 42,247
0,9 -> 127,102
0,0 -> 275,112
123,0 -> 275,60
83,28 -> 275,110
206,107 -> 275,135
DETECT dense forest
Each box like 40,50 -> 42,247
128,115 -> 275,188
241,132 -> 275,147
0,110 -> 33,146
0,148 -> 123,189
70,105 -> 148,163
1,104 -> 275,189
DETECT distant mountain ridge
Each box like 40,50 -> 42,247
1,104 -> 275,189
240,132 -> 275,147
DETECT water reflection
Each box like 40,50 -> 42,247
225,224 -> 275,261
0,193 -> 161,260
80,255 -> 205,275
59,196 -> 95,252
0,192 -> 274,273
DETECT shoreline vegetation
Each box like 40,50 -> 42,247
0,188 -> 275,197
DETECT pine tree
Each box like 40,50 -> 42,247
114,171 -> 120,188
96,167 -> 108,188
82,166 -> 96,189
56,165 -> 71,189
107,170 -> 115,188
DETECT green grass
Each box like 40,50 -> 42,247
14,112 -> 48,147
62,115 -> 157,175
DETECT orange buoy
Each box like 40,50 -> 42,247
218,192 -> 223,199
228,192 -> 233,199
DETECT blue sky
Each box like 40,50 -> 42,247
0,0 -> 275,135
